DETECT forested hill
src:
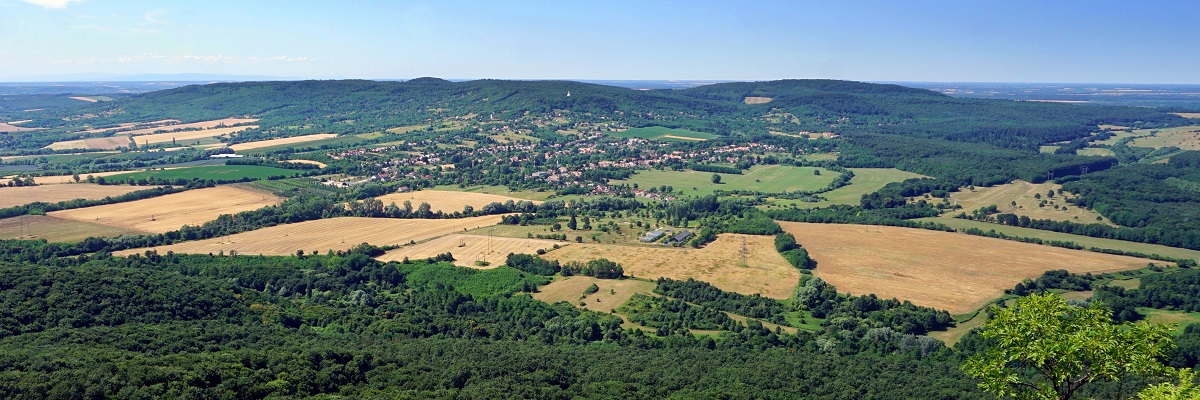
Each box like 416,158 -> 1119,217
12,78 -> 1188,150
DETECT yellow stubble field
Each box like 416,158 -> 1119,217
374,190 -> 541,213
49,186 -> 282,233
780,221 -> 1152,314
376,233 -> 561,268
113,215 -> 504,256
0,184 -> 157,208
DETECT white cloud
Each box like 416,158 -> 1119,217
20,0 -> 84,9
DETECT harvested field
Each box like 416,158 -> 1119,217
377,234 -> 560,268
1175,113 -> 1200,119
375,190 -> 541,213
661,134 -> 707,141
44,140 -> 88,150
136,125 -> 258,145
230,134 -> 338,151
0,215 -> 142,242
918,217 -> 1200,262
743,96 -> 773,104
0,122 -> 40,133
114,215 -> 504,256
284,159 -> 328,168
83,136 -> 132,150
0,184 -> 155,208
2,170 -> 141,185
941,180 -> 1111,224
533,276 -> 657,313
49,186 -> 282,233
541,233 -> 800,299
69,96 -> 99,103
780,222 -> 1152,314
1129,125 -> 1200,150
123,118 -> 259,136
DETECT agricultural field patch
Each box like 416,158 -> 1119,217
743,96 -> 773,104
105,165 -> 300,183
1174,113 -> 1200,119
0,184 -> 156,208
283,159 -> 328,168
134,125 -> 258,146
917,217 -> 1200,262
1,170 -> 144,185
230,134 -> 339,152
533,276 -> 658,313
939,180 -> 1111,224
0,215 -> 142,242
1076,147 -> 1116,157
121,118 -> 259,136
541,233 -> 800,299
609,126 -> 717,141
1140,308 -> 1200,334
113,215 -> 504,256
49,186 -> 282,233
780,222 -> 1152,314
0,122 -> 41,133
768,168 -> 926,208
612,165 -> 835,197
374,190 -> 541,214
1128,125 -> 1200,150
431,184 -> 556,201
377,234 -> 561,268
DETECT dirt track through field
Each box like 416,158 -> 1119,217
780,221 -> 1151,314
49,186 -> 282,233
114,215 -> 504,256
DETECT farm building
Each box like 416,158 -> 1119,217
668,230 -> 691,244
641,229 -> 666,243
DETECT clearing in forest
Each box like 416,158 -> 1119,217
939,180 -> 1111,224
612,165 -> 835,197
113,215 -> 504,256
230,134 -> 339,151
533,276 -> 658,313
49,186 -> 282,233
540,233 -> 800,299
743,96 -> 773,104
374,190 -> 541,214
1128,125 -> 1200,150
609,126 -> 717,141
779,222 -> 1151,314
0,215 -> 143,242
0,184 -> 156,208
376,234 -> 560,268
1174,113 -> 1200,119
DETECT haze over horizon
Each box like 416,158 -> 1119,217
2,0 -> 1198,84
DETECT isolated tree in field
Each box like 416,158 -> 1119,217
963,293 -> 1174,400
711,174 -> 721,184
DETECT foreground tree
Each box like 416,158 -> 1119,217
964,293 -> 1174,400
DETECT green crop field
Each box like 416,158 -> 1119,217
916,217 -> 1200,262
609,126 -> 717,141
767,168 -> 927,208
612,165 -> 834,197
106,165 -> 301,182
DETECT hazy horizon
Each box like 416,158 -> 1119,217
3,0 -> 1198,84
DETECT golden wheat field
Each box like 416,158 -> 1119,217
374,190 -> 542,214
229,134 -> 338,151
0,184 -> 157,208
0,215 -> 143,242
135,125 -> 259,145
541,233 -> 800,299
779,221 -> 1152,314
49,186 -> 282,233
376,233 -> 561,268
122,118 -> 259,136
283,160 -> 328,168
114,215 -> 504,256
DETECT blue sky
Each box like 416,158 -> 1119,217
1,0 -> 1197,83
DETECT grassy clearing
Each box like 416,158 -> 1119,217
612,165 -> 835,197
0,184 -> 156,208
113,215 -> 504,257
1128,125 -> 1200,150
0,215 -> 142,242
374,190 -> 541,214
377,234 -> 561,268
767,168 -> 927,208
50,186 -> 282,233
940,180 -> 1111,224
105,165 -> 300,182
533,276 -> 657,313
541,233 -> 800,299
780,221 -> 1152,314
609,126 -> 716,141
1077,147 -> 1116,157
916,217 -> 1200,262
928,310 -> 987,347
1140,308 -> 1200,334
